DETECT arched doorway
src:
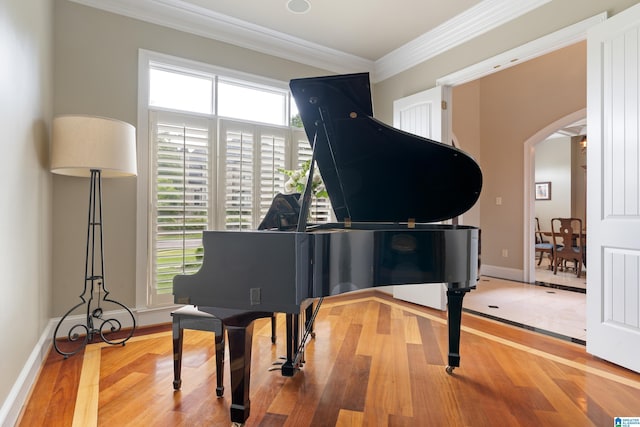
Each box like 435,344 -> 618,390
522,108 -> 586,284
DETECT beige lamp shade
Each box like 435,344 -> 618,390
51,115 -> 137,177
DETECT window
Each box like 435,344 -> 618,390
150,66 -> 213,114
151,113 -> 211,295
138,51 -> 331,307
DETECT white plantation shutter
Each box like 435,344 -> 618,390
147,114 -> 326,304
220,120 -> 290,229
151,112 -> 211,298
294,129 -> 333,223
222,122 -> 255,230
259,131 -> 288,219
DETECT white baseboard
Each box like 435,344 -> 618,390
392,283 -> 447,311
0,305 -> 178,427
480,264 -> 524,282
0,321 -> 54,427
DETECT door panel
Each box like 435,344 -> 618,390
586,3 -> 640,372
391,86 -> 450,311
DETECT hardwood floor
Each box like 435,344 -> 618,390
18,291 -> 640,426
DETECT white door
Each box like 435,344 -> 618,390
586,3 -> 640,373
391,85 -> 452,311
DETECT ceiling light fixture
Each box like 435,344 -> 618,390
286,0 -> 311,14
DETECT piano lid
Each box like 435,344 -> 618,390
290,72 -> 482,224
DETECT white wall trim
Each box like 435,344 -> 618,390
376,0 -> 552,82
481,264 -> 525,282
0,307 -> 177,427
69,0 -> 550,83
437,13 -> 607,87
69,0 -> 373,76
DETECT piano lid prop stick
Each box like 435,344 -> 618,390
296,130 -> 318,232
293,297 -> 324,364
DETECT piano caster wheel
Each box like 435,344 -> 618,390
445,366 -> 455,375
173,379 -> 182,390
311,331 -> 316,339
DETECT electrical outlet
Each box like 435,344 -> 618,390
502,249 -> 508,258
496,197 -> 502,205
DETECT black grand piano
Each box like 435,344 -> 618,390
174,72 -> 482,425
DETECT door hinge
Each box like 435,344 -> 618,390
441,100 -> 448,110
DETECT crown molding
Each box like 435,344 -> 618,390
374,0 -> 552,82
436,13 -> 607,86
70,0 -> 552,82
69,0 -> 374,75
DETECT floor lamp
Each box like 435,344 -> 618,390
51,115 -> 137,358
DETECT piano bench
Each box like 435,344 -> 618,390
171,306 -> 277,397
171,305 -> 226,396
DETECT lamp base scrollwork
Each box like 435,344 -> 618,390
53,279 -> 136,358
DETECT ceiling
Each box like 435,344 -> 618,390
179,0 -> 485,60
72,0 -> 553,81
549,118 -> 587,139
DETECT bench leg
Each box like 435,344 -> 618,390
215,327 -> 225,397
172,320 -> 183,390
227,323 -> 254,424
271,314 -> 277,344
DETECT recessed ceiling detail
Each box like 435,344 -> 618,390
286,0 -> 311,14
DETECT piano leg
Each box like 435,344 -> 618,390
271,313 -> 277,344
281,313 -> 299,377
214,330 -> 225,397
445,287 -> 470,374
226,322 -> 254,424
281,301 -> 318,376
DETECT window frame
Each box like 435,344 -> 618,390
136,50 -> 328,308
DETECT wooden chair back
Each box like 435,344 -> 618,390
550,217 -> 584,277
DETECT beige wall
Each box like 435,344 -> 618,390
534,136 -> 587,231
466,42 -> 586,270
52,0 -> 330,315
451,81 -> 481,227
0,0 -> 53,413
535,137 -> 572,230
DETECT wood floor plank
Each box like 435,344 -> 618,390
18,348 -> 82,427
402,314 -> 422,345
309,322 -> 363,426
335,409 -> 364,426
354,301 -> 381,357
17,290 -> 640,427
72,345 -> 100,427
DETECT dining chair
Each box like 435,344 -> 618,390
550,217 -> 585,277
534,217 -> 554,266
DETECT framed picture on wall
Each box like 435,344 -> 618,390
535,181 -> 551,200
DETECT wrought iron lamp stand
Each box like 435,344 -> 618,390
53,169 -> 136,358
